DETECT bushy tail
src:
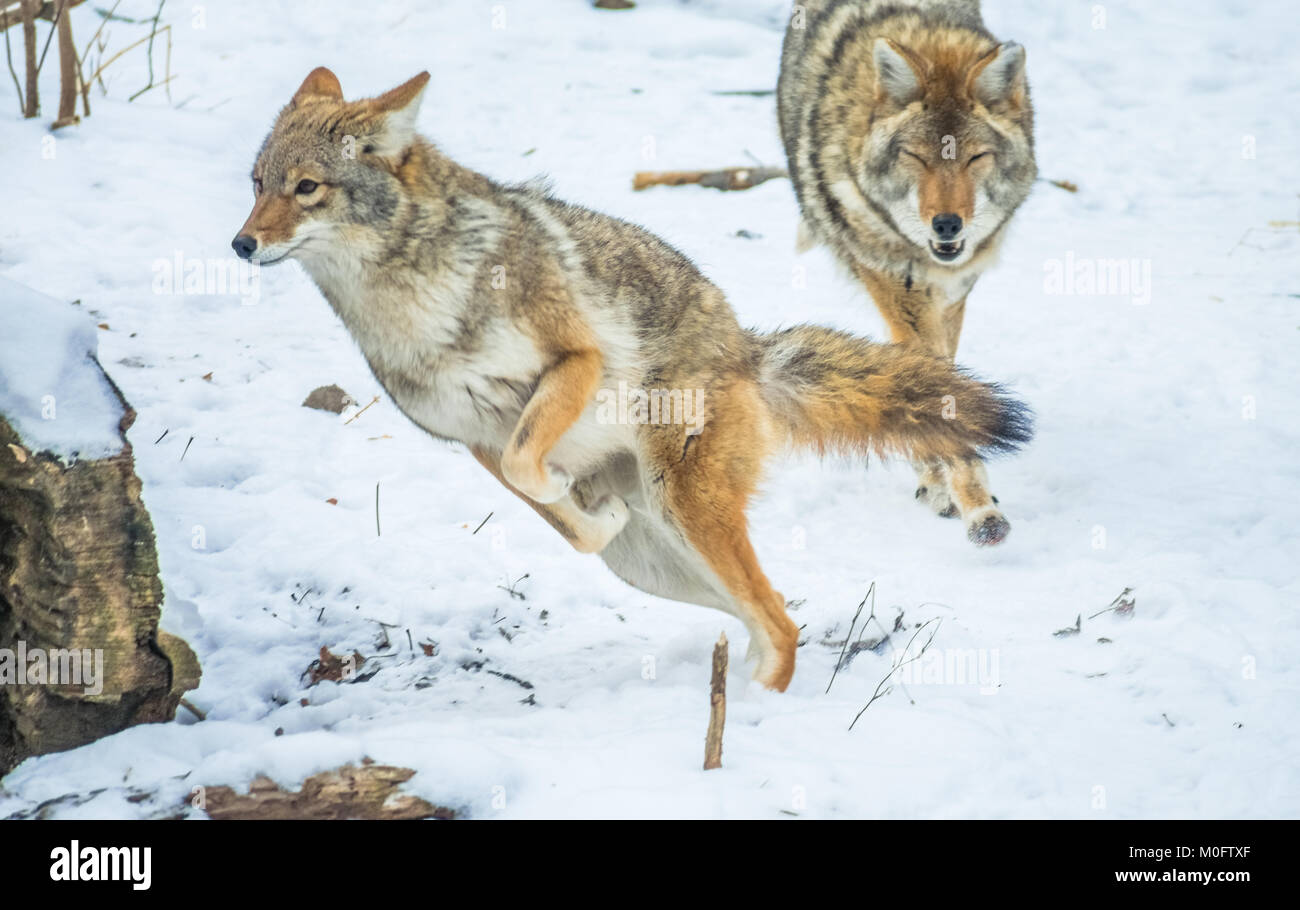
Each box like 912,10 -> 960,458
753,325 -> 1033,463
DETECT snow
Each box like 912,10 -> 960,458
1,0 -> 1298,819
0,276 -> 123,459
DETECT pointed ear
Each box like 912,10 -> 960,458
364,71 -> 430,157
873,38 -> 927,105
968,42 -> 1027,108
293,67 -> 343,106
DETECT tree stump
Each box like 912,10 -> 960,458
0,277 -> 200,778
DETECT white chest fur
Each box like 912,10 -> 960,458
302,253 -> 543,448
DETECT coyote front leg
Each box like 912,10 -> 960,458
854,265 -> 1009,544
473,446 -> 628,554
500,349 -> 603,504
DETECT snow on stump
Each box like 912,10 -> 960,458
0,277 -> 200,778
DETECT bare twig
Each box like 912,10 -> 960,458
125,68 -> 171,101
849,617 -> 941,730
161,7 -> 168,101
4,17 -> 23,114
132,0 -> 162,91
31,0 -> 65,76
78,0 -> 119,66
84,30 -> 152,85
126,23 -> 170,101
497,573 -> 529,600
824,583 -> 895,692
704,632 -> 727,770
343,394 -> 380,425
374,481 -> 380,536
827,582 -> 874,694
472,511 -> 493,535
32,0 -> 63,77
1088,586 -> 1135,620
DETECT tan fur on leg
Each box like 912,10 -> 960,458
853,267 -> 1008,540
500,348 -> 603,504
654,383 -> 798,691
853,264 -> 951,357
473,446 -> 628,554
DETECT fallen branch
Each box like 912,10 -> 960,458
704,632 -> 727,770
633,165 -> 788,192
199,764 -> 454,820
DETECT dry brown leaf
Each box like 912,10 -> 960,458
304,646 -> 365,685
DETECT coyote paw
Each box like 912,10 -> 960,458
915,484 -> 959,519
750,650 -> 795,692
966,508 -> 1011,547
744,623 -> 797,692
582,495 -> 630,552
535,463 -> 575,504
504,457 -> 573,504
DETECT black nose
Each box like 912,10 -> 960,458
231,234 -> 257,260
932,213 -> 963,240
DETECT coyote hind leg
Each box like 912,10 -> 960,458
645,385 -> 798,690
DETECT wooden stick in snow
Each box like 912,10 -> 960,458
704,632 -> 727,770
634,165 -> 787,193
52,0 -> 77,127
20,0 -> 37,117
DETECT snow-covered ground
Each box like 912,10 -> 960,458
1,0 -> 1297,819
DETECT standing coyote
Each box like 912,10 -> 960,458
778,0 -> 1037,545
233,68 -> 1031,690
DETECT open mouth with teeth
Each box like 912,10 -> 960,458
929,239 -> 965,262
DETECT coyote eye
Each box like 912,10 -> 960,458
967,152 -> 993,165
296,179 -> 320,195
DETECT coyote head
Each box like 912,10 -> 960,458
862,36 -> 1036,268
232,68 -> 428,267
